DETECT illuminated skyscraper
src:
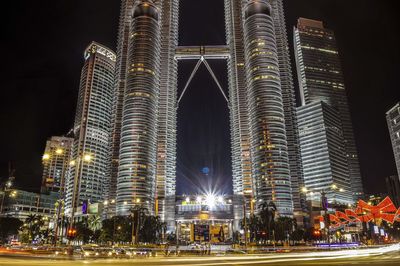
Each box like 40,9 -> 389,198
41,136 -> 74,193
269,0 -> 305,222
225,0 -> 254,224
109,0 -> 134,217
294,18 -> 363,201
387,102 -> 400,179
116,1 -> 161,215
113,0 -> 304,224
65,42 -> 116,217
225,0 -> 303,221
156,0 -> 179,227
297,101 -> 353,206
243,0 -> 293,216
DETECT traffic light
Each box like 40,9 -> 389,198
313,229 -> 321,238
67,228 -> 77,239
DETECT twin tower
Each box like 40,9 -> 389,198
110,0 -> 304,228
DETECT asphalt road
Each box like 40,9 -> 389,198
1,245 -> 400,266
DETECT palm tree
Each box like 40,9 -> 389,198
154,215 -> 166,243
40,228 -> 54,244
275,217 -> 296,243
25,214 -> 44,241
248,214 -> 260,243
129,206 -> 148,244
258,201 -> 277,243
88,215 -> 102,231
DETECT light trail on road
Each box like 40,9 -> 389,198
0,244 -> 399,266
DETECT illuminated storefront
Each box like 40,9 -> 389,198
175,195 -> 234,243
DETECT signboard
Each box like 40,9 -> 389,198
88,203 -> 100,214
82,200 -> 88,214
373,226 -> 379,234
194,224 -> 209,242
320,221 -> 325,229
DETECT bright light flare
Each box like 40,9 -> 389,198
206,193 -> 216,208
83,154 -> 93,162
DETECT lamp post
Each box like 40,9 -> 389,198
68,154 -> 93,244
243,202 -> 247,248
302,184 -> 345,244
53,198 -> 65,246
0,176 -> 14,214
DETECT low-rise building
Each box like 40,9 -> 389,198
0,189 -> 58,220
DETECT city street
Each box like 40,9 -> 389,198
1,245 -> 400,266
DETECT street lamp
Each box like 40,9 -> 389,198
302,187 -> 330,243
68,153 -> 93,243
83,154 -> 92,162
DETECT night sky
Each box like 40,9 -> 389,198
1,0 -> 399,196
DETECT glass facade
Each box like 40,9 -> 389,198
387,103 -> 400,181
41,136 -> 73,193
117,1 -> 161,215
269,0 -> 305,223
65,42 -> 116,217
224,0 -> 253,225
109,0 -> 135,218
243,0 -> 293,217
111,0 -> 307,225
1,190 -> 58,220
297,101 -> 353,205
294,18 -> 363,201
156,0 -> 179,229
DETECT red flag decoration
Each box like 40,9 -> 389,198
345,209 -> 361,223
321,197 -> 399,229
395,208 -> 400,222
355,197 -> 397,224
329,214 -> 342,228
336,211 -> 352,224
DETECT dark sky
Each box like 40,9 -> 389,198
1,0 -> 399,195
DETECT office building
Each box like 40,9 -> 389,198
269,0 -> 305,222
386,175 -> 400,207
116,1 -> 161,215
297,101 -> 353,205
0,189 -> 58,220
387,103 -> 400,179
112,0 -> 306,226
225,0 -> 254,225
243,0 -> 293,216
109,0 -> 134,218
155,0 -> 179,228
41,136 -> 73,193
294,18 -> 363,201
65,42 -> 116,217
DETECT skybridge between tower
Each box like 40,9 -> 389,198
175,45 -> 230,105
175,45 -> 230,60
